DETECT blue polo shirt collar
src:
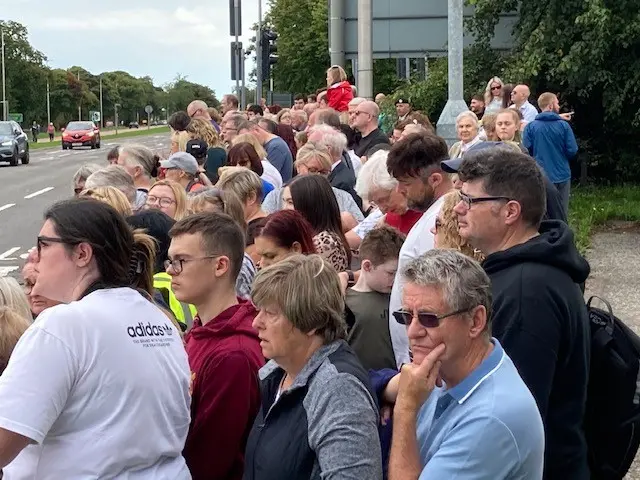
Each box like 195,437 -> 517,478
446,338 -> 505,404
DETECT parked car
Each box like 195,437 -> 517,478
0,121 -> 29,166
61,121 -> 101,150
129,122 -> 139,129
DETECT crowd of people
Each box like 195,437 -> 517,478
0,66 -> 595,480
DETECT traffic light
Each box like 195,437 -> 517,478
260,30 -> 278,80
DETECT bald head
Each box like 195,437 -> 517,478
511,85 -> 531,107
348,97 -> 366,108
351,100 -> 380,134
375,93 -> 386,103
359,100 -> 380,117
187,100 -> 211,120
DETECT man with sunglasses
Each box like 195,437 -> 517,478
352,100 -> 390,158
455,148 -> 590,479
167,213 -> 263,479
385,250 -> 544,479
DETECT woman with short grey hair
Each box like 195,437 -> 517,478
84,165 -> 141,211
72,163 -> 102,196
115,144 -> 159,197
244,254 -> 383,480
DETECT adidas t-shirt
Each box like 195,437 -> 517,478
0,288 -> 191,479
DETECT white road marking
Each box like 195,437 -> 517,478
0,203 -> 15,212
19,253 -> 29,260
40,156 -> 54,160
24,187 -> 54,199
0,266 -> 19,277
0,247 -> 20,260
58,153 -> 71,158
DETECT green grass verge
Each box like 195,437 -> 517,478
569,185 -> 640,253
29,126 -> 170,150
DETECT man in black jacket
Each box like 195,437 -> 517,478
455,148 -> 590,480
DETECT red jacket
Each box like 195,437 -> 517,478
326,80 -> 354,112
183,300 -> 264,480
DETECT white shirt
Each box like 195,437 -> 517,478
516,101 -> 539,124
352,208 -> 384,239
389,195 -> 446,367
261,159 -> 283,189
347,150 -> 363,177
0,288 -> 191,480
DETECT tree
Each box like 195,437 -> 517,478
267,0 -> 330,94
469,0 -> 640,181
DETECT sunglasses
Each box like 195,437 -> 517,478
491,86 -> 502,91
393,307 -> 471,328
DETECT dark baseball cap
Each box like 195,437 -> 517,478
395,97 -> 411,105
440,141 -> 509,173
186,139 -> 208,159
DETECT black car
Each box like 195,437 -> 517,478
129,122 -> 139,129
0,121 -> 30,166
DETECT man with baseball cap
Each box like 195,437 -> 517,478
160,152 -> 206,193
441,141 -> 566,223
186,139 -> 208,165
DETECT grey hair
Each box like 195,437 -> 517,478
402,249 -> 493,332
85,165 -> 137,204
73,163 -> 102,186
308,124 -> 347,158
456,110 -> 479,125
119,144 -> 157,178
355,150 -> 397,199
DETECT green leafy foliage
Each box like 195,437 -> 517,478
1,21 -> 219,129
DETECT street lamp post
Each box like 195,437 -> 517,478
115,103 -> 120,135
46,80 -> 51,126
1,29 -> 7,121
436,0 -> 468,146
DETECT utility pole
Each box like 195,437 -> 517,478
357,0 -> 373,99
115,103 -> 120,135
234,0 -> 240,101
436,0 -> 468,146
255,0 -> 262,104
241,49 -> 246,110
329,0 -> 345,68
77,69 -> 81,121
1,29 -> 6,121
99,76 -> 104,129
46,80 -> 51,126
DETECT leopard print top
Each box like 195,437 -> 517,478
313,231 -> 349,273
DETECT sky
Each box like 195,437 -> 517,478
3,0 -> 264,97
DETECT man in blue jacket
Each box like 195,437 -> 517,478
523,92 -> 578,217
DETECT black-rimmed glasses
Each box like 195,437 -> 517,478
37,235 -> 75,255
459,192 -> 511,210
164,256 -> 219,274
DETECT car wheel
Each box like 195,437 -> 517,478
9,148 -> 18,167
21,148 -> 30,165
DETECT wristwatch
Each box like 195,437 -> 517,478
347,270 -> 356,288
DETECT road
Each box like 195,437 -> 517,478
0,132 -> 171,280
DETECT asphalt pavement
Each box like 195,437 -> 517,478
0,132 -> 171,280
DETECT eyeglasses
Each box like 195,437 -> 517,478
491,86 -> 502,91
74,187 -> 84,196
146,195 -> 176,208
393,307 -> 472,328
37,235 -> 75,256
354,110 -> 372,117
164,256 -> 219,274
458,191 -> 511,210
434,217 -> 442,232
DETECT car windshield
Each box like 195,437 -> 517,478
0,123 -> 12,135
66,122 -> 93,131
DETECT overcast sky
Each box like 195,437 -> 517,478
3,0 -> 263,97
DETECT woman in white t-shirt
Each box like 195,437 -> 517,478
0,198 -> 192,479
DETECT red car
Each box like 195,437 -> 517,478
61,121 -> 101,150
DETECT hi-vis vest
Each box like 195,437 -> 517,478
153,272 -> 197,330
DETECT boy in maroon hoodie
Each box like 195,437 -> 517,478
167,212 -> 264,480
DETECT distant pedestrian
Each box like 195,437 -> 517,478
31,122 -> 39,143
47,123 -> 55,142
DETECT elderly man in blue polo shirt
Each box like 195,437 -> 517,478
386,249 -> 544,479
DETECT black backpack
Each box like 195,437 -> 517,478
585,296 -> 640,479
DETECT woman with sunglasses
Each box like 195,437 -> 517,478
484,76 -> 505,114
0,198 -> 191,478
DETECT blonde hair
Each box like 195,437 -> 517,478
148,180 -> 188,220
188,187 -> 247,232
216,167 -> 263,205
327,65 -> 347,86
294,142 -> 333,173
484,76 -> 504,104
81,186 -> 133,217
175,130 -> 192,153
537,92 -> 557,111
0,306 -> 31,373
438,191 -> 485,263
186,118 -> 222,148
231,133 -> 267,159
251,254 -> 346,343
276,109 -> 291,123
0,277 -> 32,323
481,113 -> 498,140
